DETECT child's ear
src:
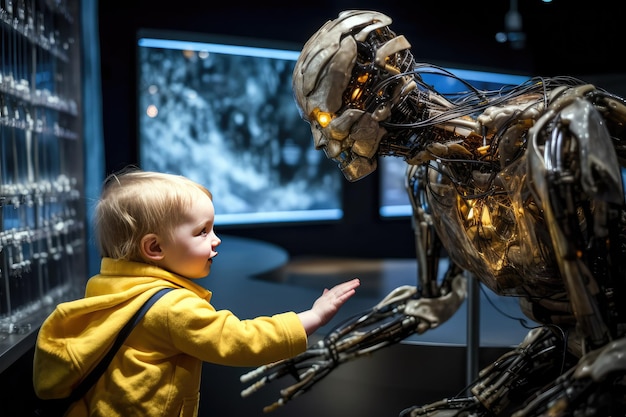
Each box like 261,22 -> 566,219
140,233 -> 164,261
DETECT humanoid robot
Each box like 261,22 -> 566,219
240,10 -> 626,416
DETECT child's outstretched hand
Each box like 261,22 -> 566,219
298,278 -> 360,335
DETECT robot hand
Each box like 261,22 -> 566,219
511,336 -> 626,417
240,274 -> 467,412
400,326 -> 568,417
400,327 -> 626,417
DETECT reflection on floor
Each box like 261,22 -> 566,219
278,256 -> 419,297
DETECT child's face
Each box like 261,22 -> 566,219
157,191 -> 221,279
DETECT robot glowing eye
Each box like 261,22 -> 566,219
312,108 -> 333,128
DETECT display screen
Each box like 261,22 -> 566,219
379,68 -> 530,218
137,31 -> 343,226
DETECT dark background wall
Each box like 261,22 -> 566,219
97,0 -> 626,260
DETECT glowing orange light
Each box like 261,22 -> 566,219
351,87 -> 363,101
465,199 -> 476,220
312,108 -> 333,128
356,73 -> 369,83
481,205 -> 492,227
317,112 -> 332,127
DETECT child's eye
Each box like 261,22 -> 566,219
198,228 -> 208,237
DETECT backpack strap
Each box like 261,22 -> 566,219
71,287 -> 174,400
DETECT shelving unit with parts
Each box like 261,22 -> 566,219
0,0 -> 85,371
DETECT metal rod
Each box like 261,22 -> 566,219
466,271 -> 480,392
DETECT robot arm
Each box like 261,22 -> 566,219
405,161 -> 469,329
527,85 -> 626,353
240,272 -> 466,412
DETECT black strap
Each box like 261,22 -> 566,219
70,287 -> 174,401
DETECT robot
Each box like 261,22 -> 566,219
240,10 -> 626,416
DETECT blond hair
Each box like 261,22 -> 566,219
94,169 -> 212,261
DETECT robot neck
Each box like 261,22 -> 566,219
378,88 -> 483,163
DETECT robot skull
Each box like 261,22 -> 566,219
292,10 -> 416,181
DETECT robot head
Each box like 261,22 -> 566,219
293,10 -> 416,181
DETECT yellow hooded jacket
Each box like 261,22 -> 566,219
33,258 -> 307,417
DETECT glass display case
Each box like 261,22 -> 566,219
0,0 -> 85,372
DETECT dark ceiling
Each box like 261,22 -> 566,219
99,0 -> 625,77
97,0 -> 626,173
